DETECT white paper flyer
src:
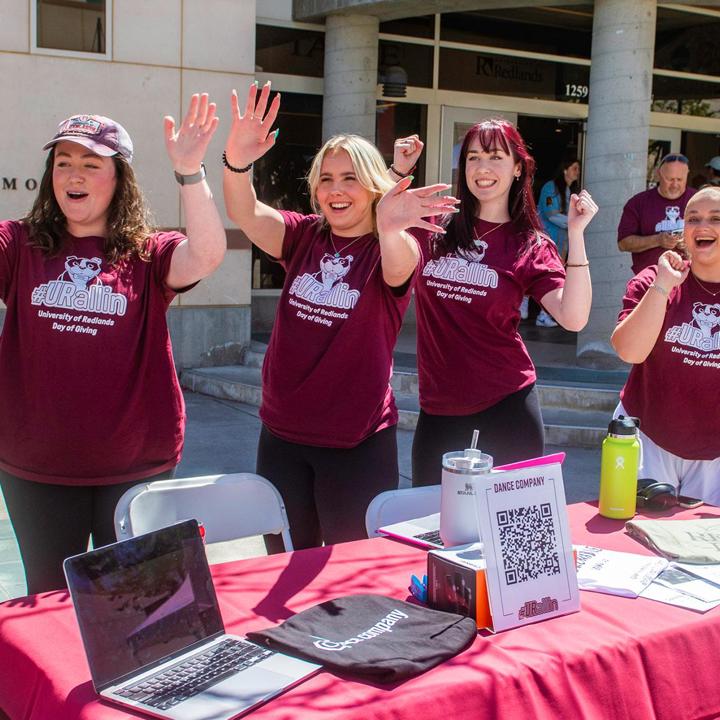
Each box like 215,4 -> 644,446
574,545 -> 668,597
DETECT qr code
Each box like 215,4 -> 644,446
496,503 -> 560,585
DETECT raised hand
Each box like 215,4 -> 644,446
376,177 -> 459,236
225,82 -> 280,168
567,189 -> 599,233
164,93 -> 219,176
657,250 -> 690,289
392,135 -> 424,177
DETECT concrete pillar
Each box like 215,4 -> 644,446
322,14 -> 379,141
577,0 -> 657,369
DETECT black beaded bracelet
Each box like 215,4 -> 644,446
390,163 -> 415,179
222,151 -> 253,174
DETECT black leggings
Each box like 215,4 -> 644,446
256,425 -> 400,553
412,384 -> 544,487
0,468 -> 175,595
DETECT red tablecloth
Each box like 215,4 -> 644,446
1,502 -> 720,720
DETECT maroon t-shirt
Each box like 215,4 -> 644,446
617,187 -> 696,275
260,211 -> 413,447
0,220 -> 188,485
413,221 -> 565,415
619,268 -> 720,460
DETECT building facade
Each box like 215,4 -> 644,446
2,0 -> 719,368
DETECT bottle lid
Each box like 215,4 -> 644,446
442,449 -> 493,475
607,415 -> 639,436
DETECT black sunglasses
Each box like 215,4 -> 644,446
659,154 -> 689,166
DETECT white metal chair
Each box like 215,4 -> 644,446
365,485 -> 441,538
114,472 -> 293,552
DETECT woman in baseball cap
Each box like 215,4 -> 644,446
0,94 -> 226,594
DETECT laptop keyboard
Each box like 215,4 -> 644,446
114,638 -> 274,711
414,529 -> 444,546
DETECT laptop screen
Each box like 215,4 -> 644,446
64,519 -> 224,690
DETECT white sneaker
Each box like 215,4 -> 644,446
535,310 -> 558,328
519,296 -> 529,320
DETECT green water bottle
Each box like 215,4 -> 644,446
598,416 -> 641,519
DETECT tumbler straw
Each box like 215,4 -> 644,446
470,429 -> 479,451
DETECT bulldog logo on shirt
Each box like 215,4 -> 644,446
692,302 -> 720,339
289,252 -> 361,310
664,301 -> 720,353
59,255 -> 103,290
316,253 -> 354,293
457,240 -> 488,264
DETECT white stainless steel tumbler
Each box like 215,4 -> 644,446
439,449 -> 493,548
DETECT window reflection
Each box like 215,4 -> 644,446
36,0 -> 107,54
656,8 -> 720,76
379,41 -> 434,90
440,6 -> 593,59
256,25 -> 325,77
652,75 -> 720,117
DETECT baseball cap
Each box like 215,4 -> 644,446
659,153 -> 689,167
705,156 -> 720,172
42,115 -> 133,163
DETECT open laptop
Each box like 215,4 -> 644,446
379,513 -> 444,549
63,519 -> 320,720
378,453 -> 567,550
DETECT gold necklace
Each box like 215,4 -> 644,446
329,234 -> 363,258
473,221 -> 507,245
691,272 -> 720,297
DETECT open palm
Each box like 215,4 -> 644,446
377,177 -> 459,235
225,82 -> 280,168
164,93 -> 219,175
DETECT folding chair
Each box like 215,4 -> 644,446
114,472 -> 293,552
365,485 -> 441,538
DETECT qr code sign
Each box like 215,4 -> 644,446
497,503 -> 560,585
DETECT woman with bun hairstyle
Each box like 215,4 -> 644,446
392,120 -> 598,487
0,94 -> 225,593
223,83 -> 457,549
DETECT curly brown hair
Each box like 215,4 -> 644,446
23,148 -> 154,265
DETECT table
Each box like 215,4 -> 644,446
2,502 -> 720,720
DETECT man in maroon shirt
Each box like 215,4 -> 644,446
617,153 -> 696,275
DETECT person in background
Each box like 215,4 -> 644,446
223,82 -> 457,550
704,156 -> 720,187
0,95 -> 226,594
611,186 -> 720,504
393,120 -> 598,487
528,156 -> 582,328
618,153 -> 696,275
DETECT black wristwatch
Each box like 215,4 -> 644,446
174,163 -> 206,186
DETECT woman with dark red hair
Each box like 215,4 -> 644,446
394,120 -> 598,486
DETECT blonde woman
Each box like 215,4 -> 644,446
224,83 -> 456,550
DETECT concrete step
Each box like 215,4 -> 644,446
182,361 -> 613,449
242,340 -> 269,369
392,369 -> 619,413
181,365 -> 262,406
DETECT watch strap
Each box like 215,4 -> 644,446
174,163 -> 206,186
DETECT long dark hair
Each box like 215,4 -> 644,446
434,119 -> 544,257
552,157 -> 580,214
23,148 -> 153,264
